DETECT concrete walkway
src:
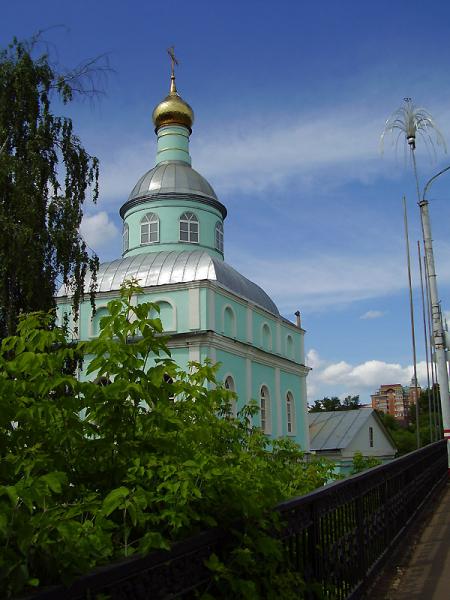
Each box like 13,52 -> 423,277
379,482 -> 450,600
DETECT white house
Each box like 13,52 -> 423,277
308,409 -> 397,474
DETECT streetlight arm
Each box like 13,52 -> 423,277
423,164 -> 450,200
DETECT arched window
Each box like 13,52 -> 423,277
122,223 -> 129,253
149,300 -> 176,332
179,211 -> 199,243
215,221 -> 224,253
224,375 -> 237,416
223,306 -> 236,338
141,212 -> 159,244
225,375 -> 235,392
260,385 -> 271,433
286,392 -> 295,434
91,307 -> 109,337
261,323 -> 272,350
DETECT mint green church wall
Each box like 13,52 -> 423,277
213,348 -> 247,411
155,125 -> 191,165
211,289 -> 305,362
138,290 -> 189,332
280,370 -> 308,449
251,361 -> 276,433
213,293 -> 247,342
252,310 -> 276,353
123,199 -> 223,260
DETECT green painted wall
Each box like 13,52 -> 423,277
280,370 -> 308,449
214,292 -> 247,342
155,125 -> 191,165
123,199 -> 223,259
251,361 -> 276,433
214,348 -> 247,411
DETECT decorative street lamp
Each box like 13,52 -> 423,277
382,99 -> 450,465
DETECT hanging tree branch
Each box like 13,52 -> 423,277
0,33 -> 110,337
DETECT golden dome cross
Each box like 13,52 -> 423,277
167,46 -> 179,79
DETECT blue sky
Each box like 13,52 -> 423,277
4,0 -> 450,402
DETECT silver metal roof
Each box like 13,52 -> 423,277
308,409 -> 375,451
128,161 -> 218,202
57,250 -> 279,315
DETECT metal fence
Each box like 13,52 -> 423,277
277,439 -> 448,598
21,440 -> 448,600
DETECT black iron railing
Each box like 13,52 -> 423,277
20,440 -> 448,600
276,439 -> 448,598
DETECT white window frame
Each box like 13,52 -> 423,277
141,212 -> 159,245
224,374 -> 237,417
260,385 -> 271,433
122,222 -> 129,253
179,211 -> 199,244
215,221 -> 224,253
286,391 -> 296,434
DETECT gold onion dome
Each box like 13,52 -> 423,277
152,74 -> 194,132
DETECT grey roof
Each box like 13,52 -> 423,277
57,250 -> 279,315
308,409 -> 376,451
128,161 -> 218,203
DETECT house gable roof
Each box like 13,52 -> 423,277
308,408 -> 396,452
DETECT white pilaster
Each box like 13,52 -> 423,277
188,287 -> 200,330
301,376 -> 310,451
208,289 -> 215,331
188,345 -> 201,364
246,306 -> 253,343
246,358 -> 252,425
275,367 -> 282,436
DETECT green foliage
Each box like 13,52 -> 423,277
408,387 -> 443,445
376,387 -> 443,456
0,281 -> 335,598
310,395 -> 361,412
350,452 -> 381,475
0,34 -> 106,337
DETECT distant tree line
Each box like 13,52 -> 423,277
309,395 -> 361,413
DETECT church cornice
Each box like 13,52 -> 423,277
167,329 -> 311,375
119,192 -> 227,219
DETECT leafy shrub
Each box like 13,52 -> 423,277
0,282 -> 334,598
350,451 -> 382,474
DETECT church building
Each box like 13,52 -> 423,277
57,58 -> 310,450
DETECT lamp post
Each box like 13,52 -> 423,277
419,165 -> 450,467
382,99 -> 449,459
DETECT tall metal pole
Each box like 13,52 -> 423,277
418,241 -> 434,442
419,166 -> 450,468
423,250 -> 441,439
403,197 -> 420,448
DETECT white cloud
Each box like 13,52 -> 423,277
321,361 -> 353,382
230,241 -> 450,313
80,211 -> 119,251
360,310 -> 385,320
193,109 -> 382,194
306,349 -> 429,402
306,349 -> 323,369
95,102 -> 427,204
